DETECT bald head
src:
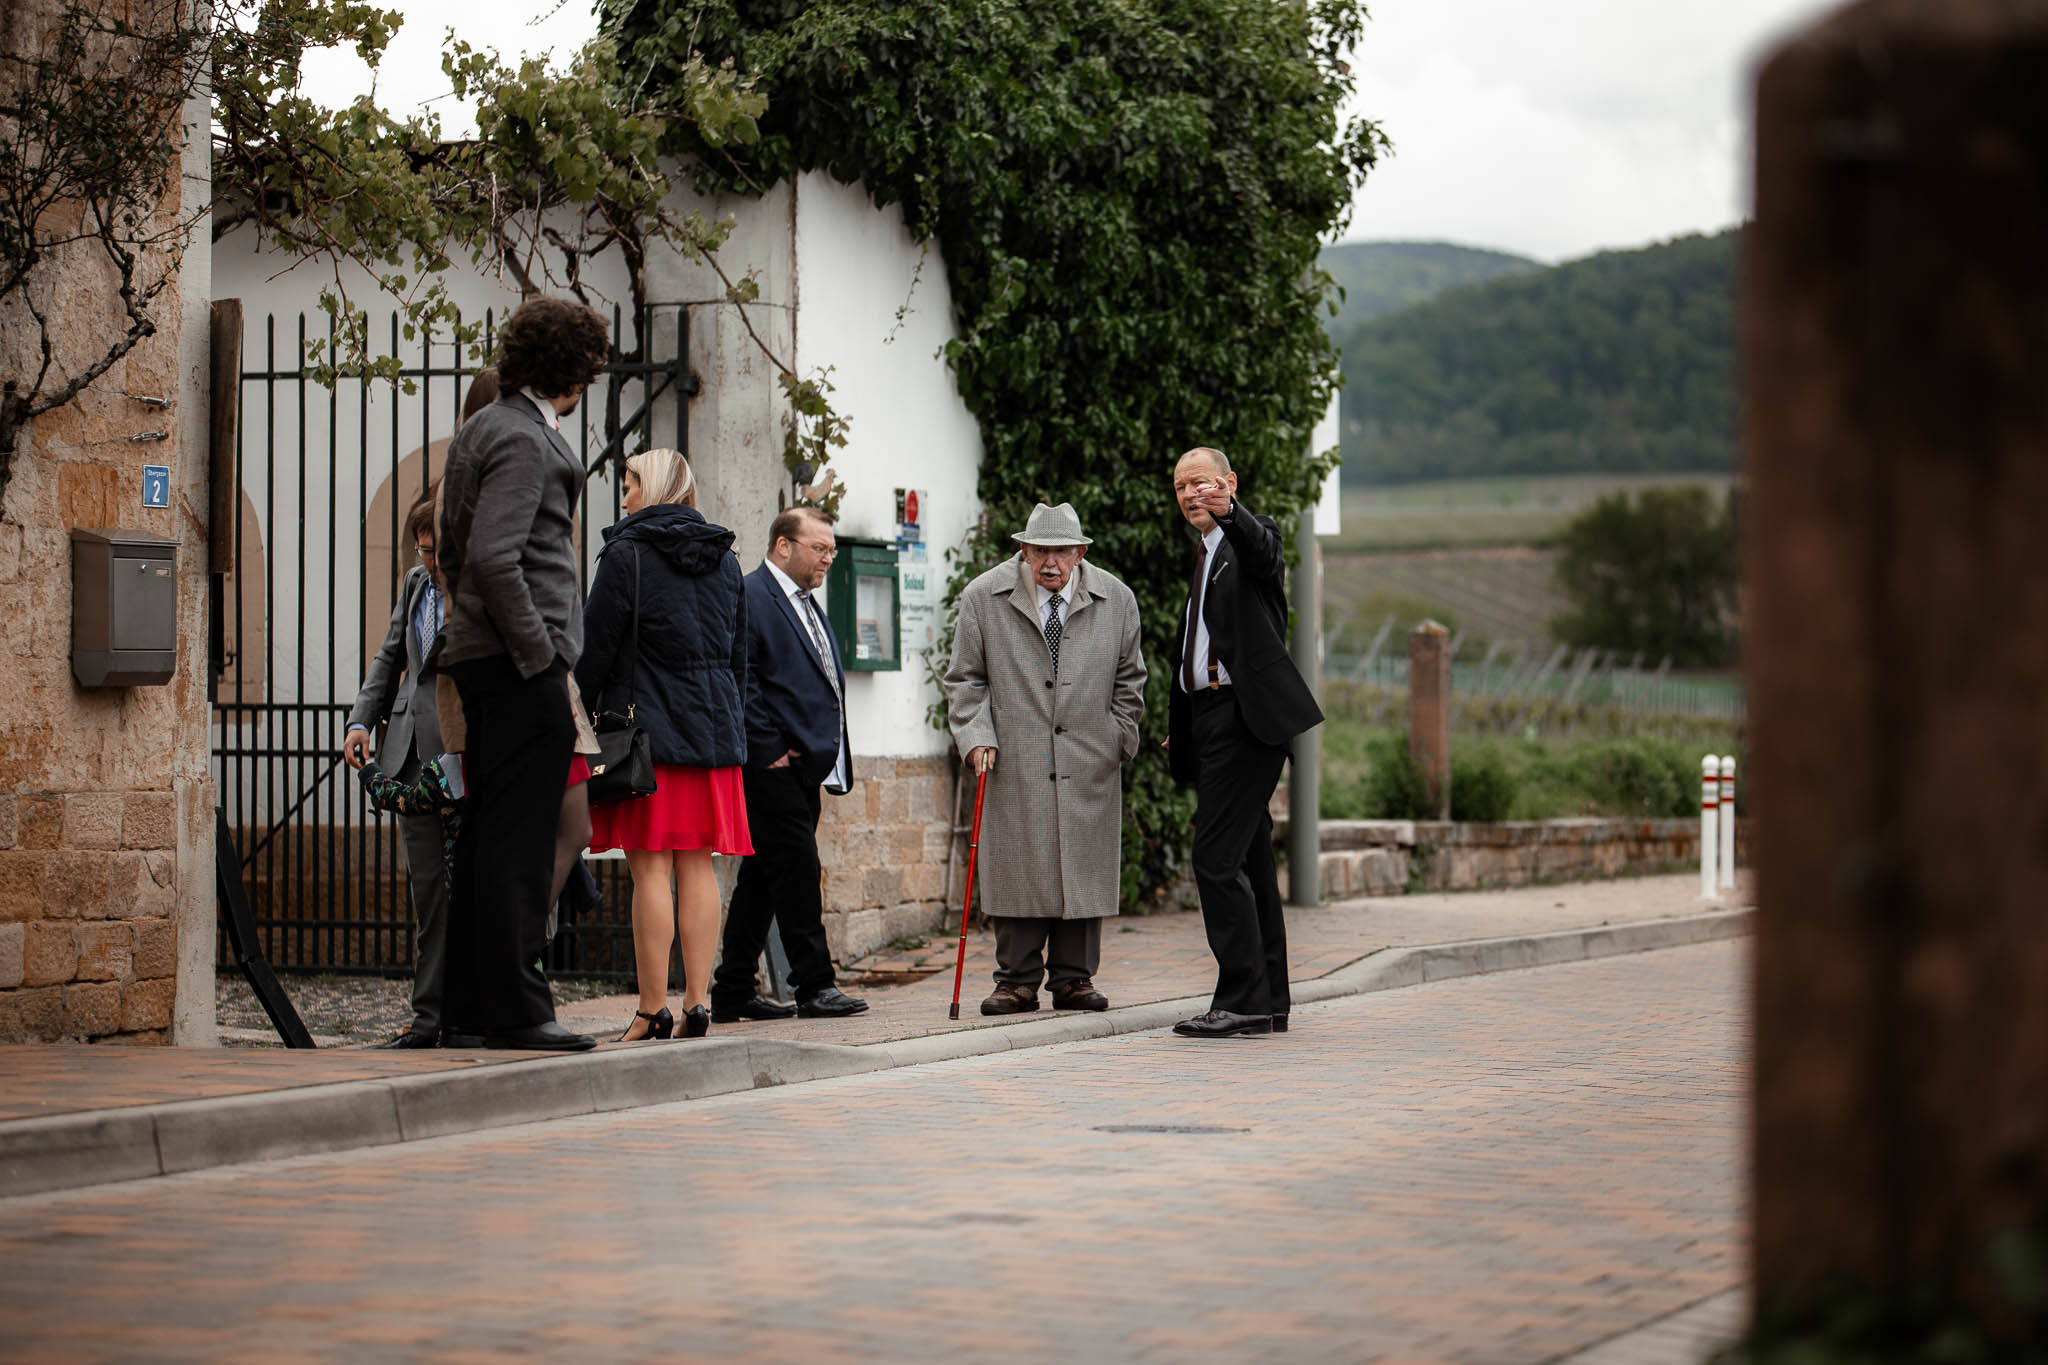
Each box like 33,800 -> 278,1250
1173,447 -> 1239,532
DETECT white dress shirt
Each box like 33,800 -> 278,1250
521,388 -> 562,431
765,558 -> 849,792
1182,523 -> 1233,691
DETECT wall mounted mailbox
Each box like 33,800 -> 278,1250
72,528 -> 178,687
824,537 -> 902,672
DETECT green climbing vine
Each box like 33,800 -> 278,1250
606,0 -> 1387,903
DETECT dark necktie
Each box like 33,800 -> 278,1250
796,590 -> 842,700
1044,592 -> 1064,671
1182,542 -> 1208,692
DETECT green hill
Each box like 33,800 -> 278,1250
1337,229 -> 1737,486
1318,240 -> 1540,339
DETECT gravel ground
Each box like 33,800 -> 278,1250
214,972 -> 623,1048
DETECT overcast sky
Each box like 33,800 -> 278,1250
300,0 -> 1844,266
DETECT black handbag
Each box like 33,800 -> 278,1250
586,546 -> 658,805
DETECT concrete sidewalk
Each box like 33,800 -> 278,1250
0,874 -> 1750,1199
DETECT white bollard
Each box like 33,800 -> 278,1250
1718,755 -> 1737,890
1701,754 -> 1720,898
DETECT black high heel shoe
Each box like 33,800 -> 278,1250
617,1007 -> 673,1043
682,1006 -> 710,1039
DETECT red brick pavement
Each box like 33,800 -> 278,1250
0,940 -> 1748,1364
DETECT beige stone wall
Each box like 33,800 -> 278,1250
815,756 -> 958,961
0,17 -> 212,1042
1292,818 -> 1753,901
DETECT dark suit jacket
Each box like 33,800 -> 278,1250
348,565 -> 444,770
436,393 -> 586,677
740,563 -> 852,790
1168,500 -> 1324,786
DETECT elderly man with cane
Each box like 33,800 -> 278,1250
944,502 -> 1147,1015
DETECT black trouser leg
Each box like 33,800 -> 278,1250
1044,918 -> 1103,991
714,766 -> 836,1007
991,916 -> 1050,990
393,754 -> 449,1035
1190,690 -> 1290,1017
445,655 -> 573,1034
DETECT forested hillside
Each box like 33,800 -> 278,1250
1318,240 -> 1539,339
1337,230 -> 1736,484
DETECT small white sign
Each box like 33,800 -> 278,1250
142,464 -> 171,509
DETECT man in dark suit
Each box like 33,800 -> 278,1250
343,493 -> 448,1047
434,297 -> 610,1052
1167,446 -> 1324,1038
710,506 -> 869,1022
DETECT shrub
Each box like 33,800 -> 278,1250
1360,734 -> 1432,819
1562,737 -> 1698,818
1450,745 -> 1518,822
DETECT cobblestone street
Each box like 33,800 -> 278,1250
0,940 -> 1747,1363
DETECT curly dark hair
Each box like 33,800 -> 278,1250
494,298 -> 612,397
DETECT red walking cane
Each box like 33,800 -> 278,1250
947,767 -> 991,1020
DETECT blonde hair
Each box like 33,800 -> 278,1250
624,447 -> 696,508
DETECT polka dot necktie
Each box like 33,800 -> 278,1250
1044,592 -> 1063,671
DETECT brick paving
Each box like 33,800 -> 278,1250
0,940 -> 1748,1363
0,872 -> 1743,1122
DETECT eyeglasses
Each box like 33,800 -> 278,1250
799,540 -> 837,558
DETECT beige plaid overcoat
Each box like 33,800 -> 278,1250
944,557 -> 1147,918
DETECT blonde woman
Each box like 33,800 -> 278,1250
574,449 -> 751,1040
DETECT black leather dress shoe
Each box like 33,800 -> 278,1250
439,1031 -> 485,1049
1272,1015 -> 1289,1034
1171,1009 -> 1272,1038
797,986 -> 870,1018
374,1028 -> 440,1049
484,1021 -> 597,1051
711,994 -> 799,1023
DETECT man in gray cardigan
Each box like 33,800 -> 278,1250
944,502 -> 1147,1014
343,493 -> 448,1047
435,297 -> 610,1052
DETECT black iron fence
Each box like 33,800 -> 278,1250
211,305 -> 691,979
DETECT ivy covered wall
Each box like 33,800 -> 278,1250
605,0 -> 1386,900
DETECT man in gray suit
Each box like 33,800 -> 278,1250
343,493 -> 448,1047
435,296 -> 610,1052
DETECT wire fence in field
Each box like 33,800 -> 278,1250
1322,613 -> 1744,722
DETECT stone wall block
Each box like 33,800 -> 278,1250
44,851 -> 110,918
62,792 -> 124,849
0,851 -> 47,923
862,865 -> 908,907
0,922 -> 22,988
822,865 -> 864,913
5,986 -> 65,1041
922,825 -> 954,864
120,977 -> 176,1032
107,851 -> 176,919
74,921 -> 133,981
0,522 -> 21,582
63,981 -> 122,1037
120,791 -> 177,850
874,777 -> 910,823
23,921 -> 78,986
132,917 -> 176,979
0,795 -> 16,850
904,863 -> 945,903
888,825 -> 925,865
18,796 -> 61,850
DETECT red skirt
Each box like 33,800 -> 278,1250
566,754 -> 591,786
587,764 -> 753,856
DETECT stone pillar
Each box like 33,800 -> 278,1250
1747,0 -> 2048,1337
1287,510 -> 1321,906
1407,621 -> 1450,820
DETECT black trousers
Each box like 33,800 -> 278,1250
712,765 -> 838,1007
992,916 -> 1102,991
1189,688 -> 1291,1017
445,654 -> 573,1034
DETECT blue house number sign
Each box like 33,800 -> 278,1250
142,465 -> 170,509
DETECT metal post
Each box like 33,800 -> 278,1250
1287,508 -> 1321,907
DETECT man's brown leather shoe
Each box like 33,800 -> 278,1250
1052,982 -> 1109,1011
979,984 -> 1040,1015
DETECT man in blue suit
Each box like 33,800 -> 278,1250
710,507 -> 870,1021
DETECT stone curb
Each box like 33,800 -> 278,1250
0,908 -> 1750,1200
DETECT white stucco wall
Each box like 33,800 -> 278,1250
206,168 -> 983,777
792,174 -> 984,759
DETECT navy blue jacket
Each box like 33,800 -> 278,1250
574,504 -> 747,770
741,563 -> 852,789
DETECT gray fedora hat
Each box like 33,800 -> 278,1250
1012,501 -> 1092,547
